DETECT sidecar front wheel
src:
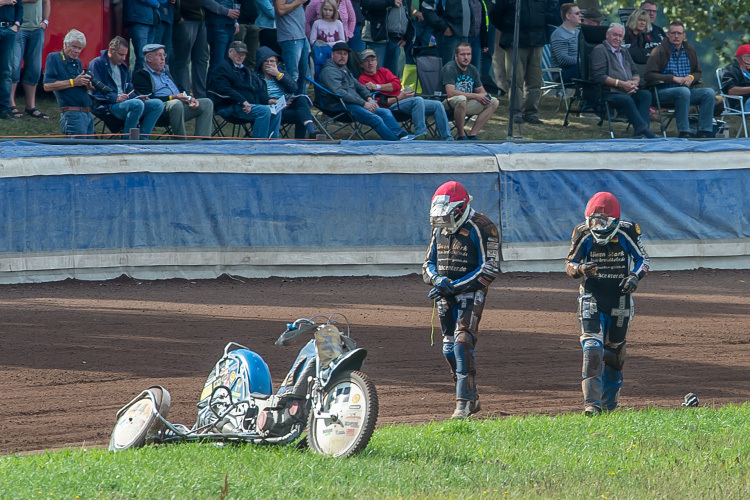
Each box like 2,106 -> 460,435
109,386 -> 171,452
308,370 -> 378,457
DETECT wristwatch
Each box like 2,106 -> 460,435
43,19 -> 49,26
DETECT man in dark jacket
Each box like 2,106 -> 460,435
360,0 -> 414,76
489,0 -> 546,124
721,44 -> 750,106
123,0 -> 160,71
211,41 -> 281,138
133,43 -> 214,137
202,0 -> 240,72
89,36 -> 165,139
422,0 -> 488,69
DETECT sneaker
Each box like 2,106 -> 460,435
584,405 -> 602,416
523,115 -> 544,125
642,129 -> 657,139
456,135 -> 469,141
513,114 -> 523,124
452,400 -> 472,419
399,134 -> 417,141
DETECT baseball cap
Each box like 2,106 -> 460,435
360,48 -> 377,59
331,41 -> 352,53
229,41 -> 248,53
583,7 -> 603,22
142,43 -> 166,55
736,44 -> 750,58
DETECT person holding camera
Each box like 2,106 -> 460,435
42,29 -> 96,137
89,36 -> 165,139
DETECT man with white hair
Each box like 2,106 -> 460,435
42,29 -> 96,137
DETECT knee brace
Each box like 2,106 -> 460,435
604,342 -> 626,371
442,335 -> 457,374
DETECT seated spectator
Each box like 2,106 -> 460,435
442,42 -> 499,140
582,7 -> 603,26
644,20 -> 715,138
256,45 -> 317,138
9,0 -> 50,120
305,0 -> 355,41
623,8 -> 654,64
591,23 -> 656,139
211,41 -> 282,138
720,44 -> 750,104
309,0 -> 346,47
89,36 -> 165,139
0,0 -> 22,121
133,43 -> 214,138
318,41 -> 412,140
357,48 -> 452,140
550,3 -> 582,83
42,29 -> 95,137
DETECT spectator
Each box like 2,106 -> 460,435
133,43 -> 214,138
0,0 -> 22,121
123,0 -> 160,71
489,0 -> 547,125
274,0 -> 310,94
155,0 -> 177,62
720,44 -> 750,105
305,0 -> 356,41
644,20 -> 715,138
442,42 -> 498,140
623,8 -> 657,64
235,0 -> 260,70
422,0 -> 488,69
318,41 -> 412,140
639,0 -> 665,49
9,0 -> 49,120
360,0 -> 413,77
357,48 -> 452,140
42,29 -> 95,137
171,0 -> 209,98
590,23 -> 656,138
255,0 -> 280,54
582,6 -> 602,26
550,3 -> 582,83
348,0 -> 366,51
202,0 -> 240,72
256,45 -> 317,138
89,36 -> 165,139
309,0 -> 346,47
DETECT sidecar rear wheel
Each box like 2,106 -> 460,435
308,370 -> 378,457
109,386 -> 171,452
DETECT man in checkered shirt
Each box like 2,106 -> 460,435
644,20 -> 715,138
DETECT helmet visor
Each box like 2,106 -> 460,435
587,214 -> 617,232
430,213 -> 456,229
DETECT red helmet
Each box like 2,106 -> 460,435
430,181 -> 473,233
585,192 -> 621,245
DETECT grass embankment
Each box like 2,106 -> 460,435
2,404 -> 749,499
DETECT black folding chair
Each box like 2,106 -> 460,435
413,51 -> 454,138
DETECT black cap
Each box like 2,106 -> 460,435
583,7 -> 603,21
331,41 -> 352,53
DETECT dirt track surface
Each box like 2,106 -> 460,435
1,269 -> 749,454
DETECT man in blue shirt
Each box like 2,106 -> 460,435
132,43 -> 214,138
0,0 -> 23,121
42,29 -> 96,137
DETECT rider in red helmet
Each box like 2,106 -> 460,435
422,181 -> 500,419
565,191 -> 650,416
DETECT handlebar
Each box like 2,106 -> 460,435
274,313 -> 351,346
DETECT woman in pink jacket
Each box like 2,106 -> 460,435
305,0 -> 356,40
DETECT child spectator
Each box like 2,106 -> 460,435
309,0 -> 346,46
305,0 -> 356,40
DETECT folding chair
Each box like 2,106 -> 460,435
716,67 -> 750,138
413,52 -> 454,139
541,43 -> 568,112
92,105 -> 173,139
306,76 -> 362,140
206,90 -> 254,138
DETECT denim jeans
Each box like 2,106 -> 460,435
604,90 -> 651,135
12,28 -> 44,85
171,20 -> 209,98
368,40 -> 401,77
207,23 -> 235,73
656,86 -> 716,133
127,23 -> 155,71
345,104 -> 403,140
279,38 -> 310,95
0,27 -> 15,110
154,21 -> 174,63
60,111 -> 95,138
219,103 -> 282,138
348,23 -> 366,52
110,98 -> 165,139
389,96 -> 451,139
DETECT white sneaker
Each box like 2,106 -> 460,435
399,134 -> 417,141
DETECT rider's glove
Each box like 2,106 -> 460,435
578,262 -> 598,278
427,287 -> 443,299
619,274 -> 639,294
430,276 -> 454,296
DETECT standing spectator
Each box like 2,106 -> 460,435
420,0 -> 466,67
720,44 -> 750,105
9,0 -> 49,120
644,20 -> 715,138
466,0 -> 489,75
639,0 -> 664,51
590,23 -> 656,138
133,43 -> 214,138
442,43 -> 499,140
549,2 -> 582,83
202,0 -> 240,72
154,0 -> 177,62
564,191 -> 649,416
489,0 -> 547,125
255,0 -> 280,55
581,6 -> 602,26
423,180 -> 499,419
171,0 -> 209,97
274,0 -> 310,94
0,0 -> 22,121
357,48 -> 452,140
210,41 -> 281,138
42,29 -> 95,137
89,36 -> 165,139
623,8 -> 656,64
235,0 -> 260,70
348,0 -> 366,51
360,0 -> 413,77
305,0 -> 355,41
256,45 -> 317,138
123,0 -> 160,71
309,0 -> 346,47
318,41 -> 411,140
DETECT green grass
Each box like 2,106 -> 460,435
3,404 -> 750,499
2,91 -> 738,142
